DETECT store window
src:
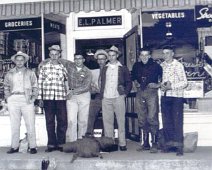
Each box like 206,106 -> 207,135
141,8 -> 212,112
0,17 -> 42,103
0,15 -> 67,114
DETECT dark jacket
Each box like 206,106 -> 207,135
100,63 -> 132,99
131,58 -> 162,90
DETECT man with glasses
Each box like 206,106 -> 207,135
86,49 -> 108,135
38,45 -> 68,152
62,53 -> 92,142
131,47 -> 162,153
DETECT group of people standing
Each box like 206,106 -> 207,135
132,45 -> 187,156
4,43 -> 187,156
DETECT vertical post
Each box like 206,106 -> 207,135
41,12 -> 45,61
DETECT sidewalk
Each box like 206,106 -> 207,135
0,140 -> 212,170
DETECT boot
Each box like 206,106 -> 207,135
150,133 -> 158,153
137,131 -> 150,151
176,147 -> 183,156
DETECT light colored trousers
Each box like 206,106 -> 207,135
7,95 -> 36,149
66,91 -> 90,142
102,95 -> 126,146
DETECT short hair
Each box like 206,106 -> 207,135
162,45 -> 175,51
74,52 -> 85,59
140,46 -> 152,54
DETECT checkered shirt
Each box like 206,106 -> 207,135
38,61 -> 68,100
161,59 -> 188,97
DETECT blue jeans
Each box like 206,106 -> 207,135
161,96 -> 184,147
43,100 -> 67,147
135,88 -> 159,134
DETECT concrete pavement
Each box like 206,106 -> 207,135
0,140 -> 212,170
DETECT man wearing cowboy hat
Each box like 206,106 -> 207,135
86,49 -> 108,135
4,51 -> 38,154
38,45 -> 68,152
100,45 -> 132,151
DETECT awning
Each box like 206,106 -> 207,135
0,0 -> 209,17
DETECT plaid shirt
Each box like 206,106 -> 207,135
59,59 -> 92,95
161,59 -> 188,97
38,60 -> 68,100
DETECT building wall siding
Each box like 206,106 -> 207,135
0,0 -> 211,18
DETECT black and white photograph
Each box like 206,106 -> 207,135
0,0 -> 211,170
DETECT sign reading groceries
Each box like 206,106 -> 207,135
0,17 -> 41,31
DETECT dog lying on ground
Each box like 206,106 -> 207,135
62,135 -> 118,163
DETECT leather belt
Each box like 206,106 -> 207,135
11,92 -> 25,95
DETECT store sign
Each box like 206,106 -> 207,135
178,58 -> 206,80
0,17 -> 41,31
78,15 -> 122,27
44,19 -> 66,34
195,5 -> 212,27
142,9 -> 194,22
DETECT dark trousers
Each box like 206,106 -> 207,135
161,96 -> 184,148
86,97 -> 102,134
135,88 -> 159,135
43,100 -> 67,147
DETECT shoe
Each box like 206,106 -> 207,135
176,147 -> 183,156
137,132 -> 151,152
150,133 -> 158,153
45,147 -> 57,152
30,148 -> 37,154
7,148 -> 19,154
119,146 -> 127,151
150,144 -> 158,153
57,146 -> 63,152
136,144 -> 151,152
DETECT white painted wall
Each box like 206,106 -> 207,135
66,9 -> 132,61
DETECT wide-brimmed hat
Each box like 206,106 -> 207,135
11,51 -> 29,63
48,45 -> 62,51
106,45 -> 121,55
94,49 -> 108,59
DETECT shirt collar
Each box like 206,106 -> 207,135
164,59 -> 177,66
106,61 -> 122,67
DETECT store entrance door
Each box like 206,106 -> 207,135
75,38 -> 124,69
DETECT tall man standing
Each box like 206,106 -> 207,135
160,45 -> 187,156
4,51 -> 38,154
38,45 -> 68,152
131,47 -> 162,153
100,46 -> 132,151
86,49 -> 108,135
63,53 -> 92,142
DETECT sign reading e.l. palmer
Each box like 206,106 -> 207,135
78,16 -> 122,27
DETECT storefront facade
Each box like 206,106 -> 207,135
0,0 -> 211,146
